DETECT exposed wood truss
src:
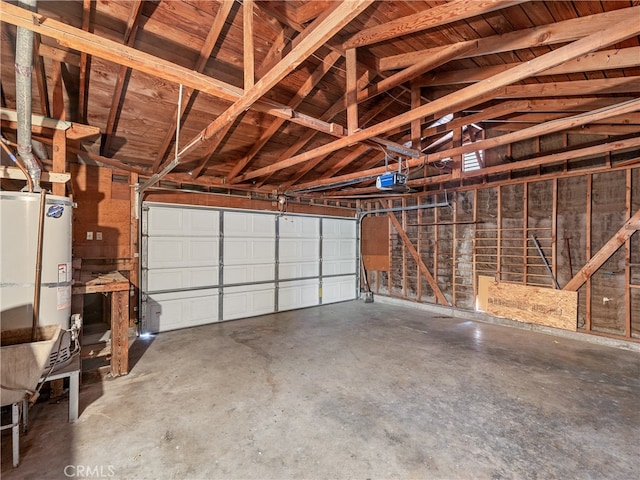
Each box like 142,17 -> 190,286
0,1 -> 638,197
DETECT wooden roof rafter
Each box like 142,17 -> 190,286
343,0 -> 528,49
378,7 -> 637,71
235,15 -> 640,185
101,0 -> 145,156
151,0 -> 235,173
291,97 -> 640,195
174,0 -> 374,163
418,47 -> 640,87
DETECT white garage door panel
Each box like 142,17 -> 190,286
224,238 -> 275,265
323,237 -> 356,275
323,218 -> 356,238
279,279 -> 319,311
145,289 -> 219,333
225,212 -> 274,237
146,237 -> 219,268
323,239 -> 356,259
147,206 -> 219,237
323,260 -> 357,276
146,266 -> 219,292
279,261 -> 319,280
280,216 -> 319,237
224,283 -> 275,320
323,276 -> 356,304
143,203 -> 358,333
280,238 -> 319,261
224,264 -> 275,284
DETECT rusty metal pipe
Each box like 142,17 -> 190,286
32,189 -> 47,341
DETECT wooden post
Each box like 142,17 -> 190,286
416,196 -> 422,302
411,83 -> 421,150
552,178 -> 558,283
497,186 -> 502,281
585,174 -> 592,331
402,197 -> 407,298
111,289 -> 129,377
452,194 -> 458,305
472,189 -> 478,300
52,61 -> 66,197
243,0 -> 254,90
625,169 -> 631,338
346,48 -> 358,134
129,172 -> 139,327
523,182 -> 528,285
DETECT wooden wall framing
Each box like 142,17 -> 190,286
363,165 -> 640,342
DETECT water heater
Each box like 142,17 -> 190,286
0,191 -> 75,368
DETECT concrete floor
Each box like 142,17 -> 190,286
2,300 -> 639,479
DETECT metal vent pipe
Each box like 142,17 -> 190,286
15,0 -> 40,190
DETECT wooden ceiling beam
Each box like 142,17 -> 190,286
379,6 -> 639,71
258,0 -> 433,107
175,0 -> 373,162
253,68 -> 378,188
225,50 -> 342,182
256,25 -> 296,78
486,124 -> 640,136
460,135 -> 640,180
359,41 -> 476,105
321,145 -> 372,179
485,112 -> 640,125
527,98 -> 636,113
236,17 -> 640,184
0,0 -> 243,101
36,44 -> 80,66
419,47 -> 640,87
295,1 -> 335,24
188,122 -> 235,179
328,136 -> 640,197
278,96 -> 396,189
422,101 -> 531,139
343,0 -> 526,49
487,77 -> 640,99
427,98 -> 640,162
151,0 -> 235,172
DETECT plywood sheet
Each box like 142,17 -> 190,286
362,216 -> 389,271
478,277 -> 577,331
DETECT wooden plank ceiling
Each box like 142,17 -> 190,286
1,0 -> 639,199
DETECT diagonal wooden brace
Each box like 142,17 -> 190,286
563,208 -> 640,292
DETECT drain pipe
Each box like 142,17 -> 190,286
15,0 -> 41,191
0,137 -> 33,192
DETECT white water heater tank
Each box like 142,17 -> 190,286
0,191 -> 74,366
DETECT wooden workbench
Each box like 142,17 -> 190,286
72,271 -> 130,377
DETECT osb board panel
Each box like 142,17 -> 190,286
478,277 -> 577,331
362,215 -> 389,271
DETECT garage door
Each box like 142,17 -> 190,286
141,203 -> 358,333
